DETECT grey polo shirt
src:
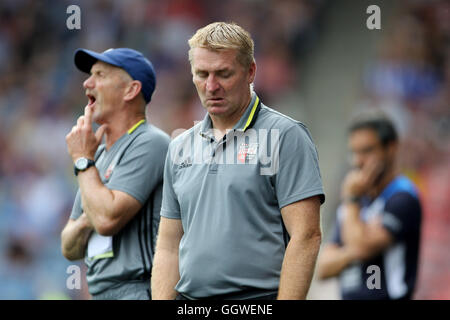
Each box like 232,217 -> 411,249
161,93 -> 325,298
70,121 -> 170,295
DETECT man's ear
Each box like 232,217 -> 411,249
124,80 -> 142,102
248,61 -> 256,84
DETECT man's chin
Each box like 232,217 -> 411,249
205,101 -> 228,113
207,107 -> 229,117
92,112 -> 103,124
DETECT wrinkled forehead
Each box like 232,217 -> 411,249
90,61 -> 130,78
90,60 -> 114,73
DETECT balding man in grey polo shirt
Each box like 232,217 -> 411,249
152,22 -> 325,300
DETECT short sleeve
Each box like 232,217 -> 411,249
160,145 -> 181,219
69,145 -> 106,220
106,134 -> 169,204
275,124 -> 325,209
70,189 -> 83,220
382,192 -> 422,241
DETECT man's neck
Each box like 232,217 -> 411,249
104,112 -> 145,150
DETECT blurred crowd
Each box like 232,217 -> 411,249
359,0 -> 450,299
0,0 -> 325,299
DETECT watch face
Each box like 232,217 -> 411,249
75,158 -> 88,170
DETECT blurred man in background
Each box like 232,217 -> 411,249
317,111 -> 422,300
61,48 -> 170,299
152,22 -> 325,300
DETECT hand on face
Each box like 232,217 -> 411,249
66,105 -> 108,162
341,156 -> 384,199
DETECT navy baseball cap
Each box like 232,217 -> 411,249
74,48 -> 156,104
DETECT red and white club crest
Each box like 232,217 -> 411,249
104,164 -> 115,179
238,143 -> 258,163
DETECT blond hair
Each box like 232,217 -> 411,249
188,22 -> 255,68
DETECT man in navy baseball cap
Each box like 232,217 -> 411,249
74,48 -> 156,103
62,48 -> 170,300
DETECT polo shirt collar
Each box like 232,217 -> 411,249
128,119 -> 146,135
199,92 -> 261,139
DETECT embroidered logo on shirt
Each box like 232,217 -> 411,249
238,143 -> 258,163
178,158 -> 192,169
104,164 -> 115,179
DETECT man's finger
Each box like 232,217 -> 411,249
368,215 -> 383,227
364,158 -> 381,185
95,124 -> 107,143
84,105 -> 93,129
77,116 -> 85,128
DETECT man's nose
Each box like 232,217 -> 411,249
206,74 -> 219,93
83,75 -> 94,89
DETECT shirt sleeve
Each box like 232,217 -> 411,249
106,133 -> 169,205
69,145 -> 105,220
70,189 -> 83,220
382,192 -> 422,241
160,144 -> 181,219
275,123 -> 325,209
